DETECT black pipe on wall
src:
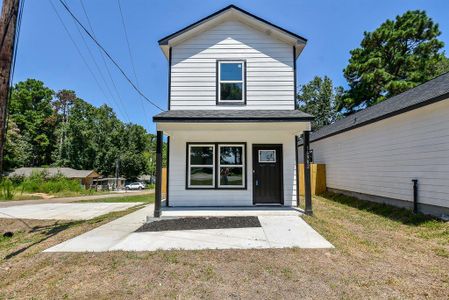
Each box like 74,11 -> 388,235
412,179 -> 418,214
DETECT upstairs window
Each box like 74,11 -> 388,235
217,61 -> 245,104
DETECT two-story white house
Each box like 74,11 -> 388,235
152,5 -> 313,216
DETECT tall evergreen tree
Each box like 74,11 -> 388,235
297,76 -> 342,131
339,10 -> 449,113
53,89 -> 76,166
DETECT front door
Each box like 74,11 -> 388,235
252,144 -> 283,205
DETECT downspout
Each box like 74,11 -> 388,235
412,179 -> 418,214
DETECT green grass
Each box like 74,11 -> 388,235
303,192 -> 449,250
76,193 -> 154,203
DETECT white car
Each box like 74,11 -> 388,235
125,182 -> 145,190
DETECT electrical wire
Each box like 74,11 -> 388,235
58,0 -> 164,112
65,1 -> 131,123
64,0 -> 130,122
116,0 -> 151,129
48,0 -> 115,114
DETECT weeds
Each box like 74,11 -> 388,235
0,178 -> 16,200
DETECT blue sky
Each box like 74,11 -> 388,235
12,0 -> 449,132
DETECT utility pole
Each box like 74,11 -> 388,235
115,158 -> 120,190
0,0 -> 20,175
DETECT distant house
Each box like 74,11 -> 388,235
92,177 -> 126,191
298,72 -> 449,217
9,167 -> 100,189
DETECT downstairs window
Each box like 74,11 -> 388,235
187,143 -> 246,189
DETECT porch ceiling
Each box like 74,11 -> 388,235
156,121 -> 311,136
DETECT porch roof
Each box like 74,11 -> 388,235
153,110 -> 314,123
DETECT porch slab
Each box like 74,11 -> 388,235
45,205 -> 333,252
160,206 -> 303,217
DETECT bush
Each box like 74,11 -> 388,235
0,178 -> 16,200
18,170 -> 84,194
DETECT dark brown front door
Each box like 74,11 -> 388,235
252,144 -> 283,205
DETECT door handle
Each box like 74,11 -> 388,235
255,179 -> 259,186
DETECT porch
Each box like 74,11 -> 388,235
152,110 -> 315,217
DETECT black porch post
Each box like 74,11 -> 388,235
154,130 -> 163,217
303,130 -> 313,215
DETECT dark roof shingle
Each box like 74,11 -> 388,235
306,72 -> 449,143
153,110 -> 313,122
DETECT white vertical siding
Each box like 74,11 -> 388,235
302,99 -> 449,209
168,128 -> 297,206
170,20 -> 294,110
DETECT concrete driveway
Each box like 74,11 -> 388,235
45,205 -> 333,252
0,202 -> 143,220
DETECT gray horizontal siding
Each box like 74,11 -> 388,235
299,99 -> 449,210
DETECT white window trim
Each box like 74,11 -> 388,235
218,144 -> 245,188
187,144 -> 215,188
218,61 -> 245,103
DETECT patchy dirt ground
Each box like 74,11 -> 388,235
1,194 -> 448,299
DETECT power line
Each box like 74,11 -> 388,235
58,0 -> 164,112
48,0 -> 115,114
62,0 -> 130,122
117,0 -> 139,87
3,0 -> 26,166
116,0 -> 151,130
67,0 -> 130,122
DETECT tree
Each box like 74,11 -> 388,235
8,79 -> 56,166
3,119 -> 31,170
53,89 -> 76,166
340,10 -> 449,113
5,79 -> 157,179
297,76 -> 342,130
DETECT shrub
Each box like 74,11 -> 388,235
18,170 -> 83,194
0,178 -> 16,200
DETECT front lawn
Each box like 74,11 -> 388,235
0,193 -> 448,298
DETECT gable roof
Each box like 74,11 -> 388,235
8,167 -> 99,179
158,5 -> 307,59
301,72 -> 449,145
153,110 -> 313,122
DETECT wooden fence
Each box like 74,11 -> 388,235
299,163 -> 326,196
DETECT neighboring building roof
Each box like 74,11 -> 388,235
9,167 -> 99,178
158,5 -> 307,59
153,110 -> 314,122
300,72 -> 449,145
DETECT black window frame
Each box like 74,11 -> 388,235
216,60 -> 247,106
186,142 -> 247,190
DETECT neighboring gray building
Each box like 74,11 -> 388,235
299,72 -> 449,217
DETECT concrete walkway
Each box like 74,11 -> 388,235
0,202 -> 144,220
45,205 -> 333,252
0,190 -> 153,208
